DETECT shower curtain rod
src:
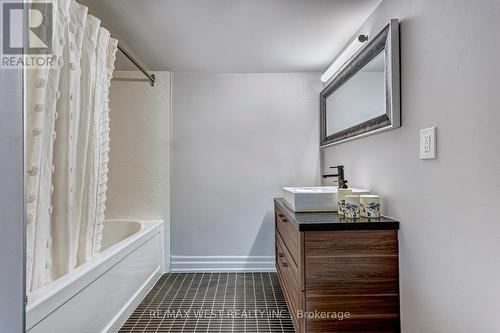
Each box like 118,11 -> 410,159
74,0 -> 156,86
116,43 -> 156,87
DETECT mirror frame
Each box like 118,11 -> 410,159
320,19 -> 400,147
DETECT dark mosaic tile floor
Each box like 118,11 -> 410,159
119,272 -> 295,333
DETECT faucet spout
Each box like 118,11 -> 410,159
322,165 -> 348,189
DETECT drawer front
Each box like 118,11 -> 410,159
303,229 -> 400,332
305,230 -> 399,296
275,206 -> 300,267
305,230 -> 398,256
305,256 -> 399,296
306,317 -> 400,333
276,232 -> 300,288
276,234 -> 303,332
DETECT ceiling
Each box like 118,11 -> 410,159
81,0 -> 381,73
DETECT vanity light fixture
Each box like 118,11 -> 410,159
320,34 -> 369,83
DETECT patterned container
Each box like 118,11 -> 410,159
360,195 -> 381,218
344,195 -> 360,219
337,188 -> 353,215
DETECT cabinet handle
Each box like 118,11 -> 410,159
277,214 -> 287,222
279,254 -> 288,267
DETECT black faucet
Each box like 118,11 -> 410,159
322,165 -> 348,189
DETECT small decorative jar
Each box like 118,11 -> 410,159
337,189 -> 352,215
360,195 -> 381,218
344,195 -> 360,219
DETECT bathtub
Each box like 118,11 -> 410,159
26,219 -> 164,333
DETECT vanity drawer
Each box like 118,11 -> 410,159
276,233 -> 303,332
275,206 -> 300,267
276,232 -> 300,288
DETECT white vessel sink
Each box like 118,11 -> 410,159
283,186 -> 369,212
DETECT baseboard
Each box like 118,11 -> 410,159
171,256 -> 276,273
104,266 -> 162,333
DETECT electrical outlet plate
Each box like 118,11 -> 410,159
420,127 -> 437,159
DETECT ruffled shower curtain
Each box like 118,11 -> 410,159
26,0 -> 118,293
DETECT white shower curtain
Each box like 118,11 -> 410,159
26,0 -> 118,293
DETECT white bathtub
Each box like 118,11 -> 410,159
26,219 -> 164,333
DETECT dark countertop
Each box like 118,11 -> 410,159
274,198 -> 399,231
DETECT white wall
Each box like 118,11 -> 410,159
107,71 -> 172,270
171,73 -> 322,270
322,1 -> 500,332
0,65 -> 25,333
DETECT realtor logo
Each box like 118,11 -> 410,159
2,1 -> 54,68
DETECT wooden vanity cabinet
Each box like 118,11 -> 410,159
274,199 -> 400,333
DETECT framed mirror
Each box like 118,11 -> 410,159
320,19 -> 400,146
